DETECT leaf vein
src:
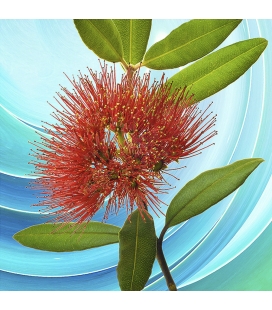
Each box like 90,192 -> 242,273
143,20 -> 239,65
168,160 -> 259,226
185,42 -> 266,87
129,20 -> 133,63
87,20 -> 121,60
18,232 -> 119,236
130,211 -> 140,290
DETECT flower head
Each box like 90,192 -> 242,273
31,63 -> 216,222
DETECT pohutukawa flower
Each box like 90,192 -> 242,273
30,62 -> 217,222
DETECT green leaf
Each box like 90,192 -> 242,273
13,222 -> 121,252
117,210 -> 157,291
165,158 -> 264,229
167,38 -> 268,102
113,19 -> 152,65
74,19 -> 124,63
142,19 -> 242,70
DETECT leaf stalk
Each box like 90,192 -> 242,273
156,233 -> 177,291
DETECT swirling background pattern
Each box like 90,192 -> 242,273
1,19 -> 272,291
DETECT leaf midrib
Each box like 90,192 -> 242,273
87,20 -> 122,60
17,231 -> 119,236
167,160 -> 258,227
129,20 -> 133,63
181,41 -> 266,88
143,20 -> 239,65
130,211 -> 140,290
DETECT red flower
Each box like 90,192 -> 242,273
31,63 -> 216,222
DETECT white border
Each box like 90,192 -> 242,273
1,291 -> 272,309
1,1 -> 272,19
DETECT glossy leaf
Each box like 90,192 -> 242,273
13,222 -> 121,252
74,19 -> 123,63
117,210 -> 157,291
165,158 -> 264,229
142,19 -> 242,69
113,19 -> 152,65
167,38 -> 268,102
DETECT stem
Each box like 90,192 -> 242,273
120,59 -> 130,72
156,227 -> 177,291
116,128 -> 125,147
120,59 -> 139,75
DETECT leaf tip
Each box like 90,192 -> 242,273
12,231 -> 23,245
261,38 -> 268,48
12,232 -> 18,241
253,157 -> 265,164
